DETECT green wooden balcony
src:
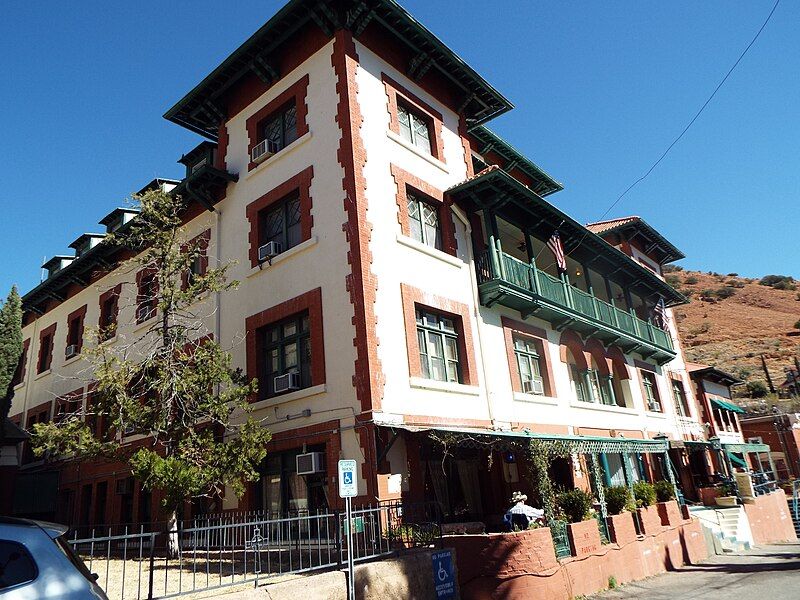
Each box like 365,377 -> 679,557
476,248 -> 676,364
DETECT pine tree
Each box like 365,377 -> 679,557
0,286 -> 23,442
32,190 -> 270,550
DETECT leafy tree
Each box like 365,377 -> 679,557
746,380 -> 768,399
32,190 -> 270,550
0,286 -> 23,443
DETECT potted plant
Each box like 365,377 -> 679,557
605,486 -> 637,544
558,488 -> 601,557
715,481 -> 738,507
653,480 -> 682,526
632,481 -> 661,534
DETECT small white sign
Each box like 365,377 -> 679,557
338,459 -> 358,498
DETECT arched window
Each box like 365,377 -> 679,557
566,348 -> 588,402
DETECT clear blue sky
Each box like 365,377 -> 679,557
1,1 -> 797,297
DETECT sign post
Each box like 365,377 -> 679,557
338,459 -> 357,600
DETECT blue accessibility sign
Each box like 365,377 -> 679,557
431,550 -> 455,599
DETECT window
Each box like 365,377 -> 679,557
185,231 -> 209,288
65,306 -> 86,357
406,192 -> 442,250
259,192 -> 302,254
397,102 -> 432,154
569,363 -> 588,402
586,368 -> 616,406
136,271 -> 157,323
0,541 -> 38,590
261,102 -> 298,154
259,312 -> 311,398
513,336 -> 544,395
641,371 -> 661,412
672,379 -> 690,417
11,340 -> 28,386
416,309 -> 461,383
99,286 -> 120,341
37,326 -> 55,374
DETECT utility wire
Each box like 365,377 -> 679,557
538,0 -> 782,273
596,0 -> 781,223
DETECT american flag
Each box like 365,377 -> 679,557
653,296 -> 669,330
547,230 -> 567,273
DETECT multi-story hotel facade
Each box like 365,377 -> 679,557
7,0 -> 715,528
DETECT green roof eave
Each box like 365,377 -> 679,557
447,168 -> 687,307
470,126 -> 563,197
163,0 -> 513,139
591,218 -> 685,263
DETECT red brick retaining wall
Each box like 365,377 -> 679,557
743,491 -> 797,545
446,516 -> 707,600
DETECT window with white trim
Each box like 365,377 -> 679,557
672,379 -> 690,417
407,192 -> 441,250
513,336 -> 544,395
398,102 -> 432,154
641,370 -> 662,412
416,309 -> 461,383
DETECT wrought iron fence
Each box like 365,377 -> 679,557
68,501 -> 440,600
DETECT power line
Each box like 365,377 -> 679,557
596,0 -> 781,223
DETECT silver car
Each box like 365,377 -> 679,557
0,517 -> 108,599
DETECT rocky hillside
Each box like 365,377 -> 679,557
667,268 -> 800,396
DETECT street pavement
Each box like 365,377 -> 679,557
591,543 -> 800,599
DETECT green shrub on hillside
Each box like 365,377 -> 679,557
685,276 -> 699,285
746,380 -> 768,398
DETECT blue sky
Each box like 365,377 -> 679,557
1,1 -> 797,297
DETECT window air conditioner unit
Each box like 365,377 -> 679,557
251,139 -> 280,164
522,378 -> 545,395
65,344 -> 78,359
296,452 -> 325,476
115,477 -> 133,495
274,371 -> 300,393
258,241 -> 283,263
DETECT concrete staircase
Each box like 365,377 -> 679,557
689,506 -> 753,554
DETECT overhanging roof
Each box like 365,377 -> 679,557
687,362 -> 742,386
164,0 -> 513,139
469,126 -> 563,197
447,167 -> 687,307
586,216 -> 685,265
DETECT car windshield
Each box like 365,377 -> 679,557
53,535 -> 96,583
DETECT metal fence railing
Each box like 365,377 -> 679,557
68,501 -> 440,600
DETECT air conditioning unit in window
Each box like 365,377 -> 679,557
296,452 -> 325,475
251,139 -> 280,164
258,241 -> 283,263
65,344 -> 78,359
274,371 -> 300,393
522,378 -> 545,395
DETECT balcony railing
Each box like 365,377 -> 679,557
476,248 -> 675,361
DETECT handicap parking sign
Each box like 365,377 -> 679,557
338,459 -> 357,498
431,550 -> 455,599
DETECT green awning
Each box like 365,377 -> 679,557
711,398 -> 745,414
723,442 -> 770,454
384,424 -> 670,454
727,451 -> 748,469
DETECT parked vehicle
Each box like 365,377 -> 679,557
0,517 -> 108,599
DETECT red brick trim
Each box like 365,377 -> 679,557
500,316 -> 555,396
215,122 -> 229,170
245,74 -> 309,171
244,287 -> 324,401
66,304 -> 88,356
12,338 -> 29,387
333,31 -> 383,501
37,322 -> 57,373
558,330 -> 589,371
400,283 -> 477,386
26,400 -> 53,428
458,114 -> 474,178
245,166 -> 314,267
585,338 -> 612,376
606,346 -> 632,380
382,73 -> 445,162
389,164 -> 456,256
634,359 -> 658,373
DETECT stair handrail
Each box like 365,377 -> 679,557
792,479 -> 800,521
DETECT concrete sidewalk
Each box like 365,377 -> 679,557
591,543 -> 800,599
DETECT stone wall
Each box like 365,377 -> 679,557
743,491 -> 797,545
446,516 -> 707,600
